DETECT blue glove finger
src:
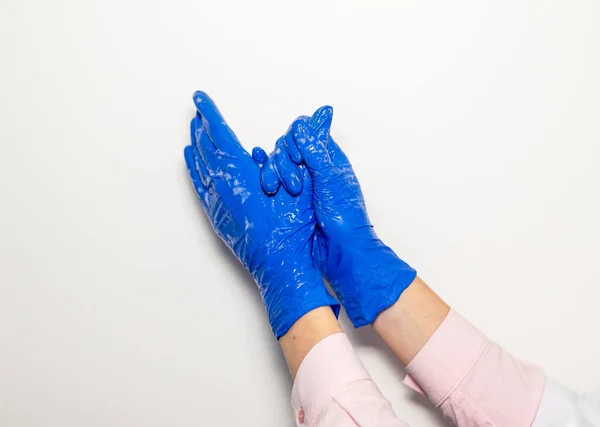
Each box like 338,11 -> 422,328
255,140 -> 302,196
309,106 -> 334,144
252,146 -> 268,165
190,112 -> 203,149
290,117 -> 334,174
191,112 -> 221,171
255,110 -> 332,198
325,135 -> 352,169
261,153 -> 281,195
307,107 -> 351,169
192,144 -> 213,189
298,163 -> 313,195
192,91 -> 247,156
274,137 -> 303,197
284,119 -> 305,164
190,117 -> 213,188
184,145 -> 208,207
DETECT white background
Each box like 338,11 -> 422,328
1,0 -> 599,425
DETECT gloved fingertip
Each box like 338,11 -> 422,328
184,145 -> 208,200
284,131 -> 303,164
192,90 -> 210,106
310,105 -> 334,132
262,177 -> 281,196
183,145 -> 194,166
293,115 -> 310,127
261,156 -> 281,195
252,146 -> 268,165
190,113 -> 203,143
274,136 -> 304,196
283,169 -> 303,196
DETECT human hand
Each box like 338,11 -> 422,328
254,107 -> 416,328
183,92 -> 339,338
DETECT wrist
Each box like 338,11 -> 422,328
372,276 -> 449,365
279,306 -> 342,380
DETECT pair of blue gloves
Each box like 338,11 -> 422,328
184,92 -> 416,339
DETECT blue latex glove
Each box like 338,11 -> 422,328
254,107 -> 416,328
183,92 -> 339,338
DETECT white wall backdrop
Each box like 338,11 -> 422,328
1,1 -> 599,425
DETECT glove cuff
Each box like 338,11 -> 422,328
326,242 -> 416,328
256,263 -> 340,339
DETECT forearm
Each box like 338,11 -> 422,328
280,306 -> 342,380
372,276 -> 449,365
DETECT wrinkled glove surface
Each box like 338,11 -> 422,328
184,92 -> 339,338
254,106 -> 416,327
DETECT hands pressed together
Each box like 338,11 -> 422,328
184,91 -> 416,340
183,92 -> 590,427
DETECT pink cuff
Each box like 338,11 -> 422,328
404,309 -> 488,406
291,333 -> 371,426
404,309 -> 546,427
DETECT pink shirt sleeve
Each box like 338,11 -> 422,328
404,309 -> 547,427
292,309 -> 583,427
291,333 -> 410,426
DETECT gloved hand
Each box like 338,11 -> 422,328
183,92 -> 339,339
254,107 -> 416,328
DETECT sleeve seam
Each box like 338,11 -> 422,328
307,377 -> 372,426
458,389 -> 497,426
435,340 -> 490,407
